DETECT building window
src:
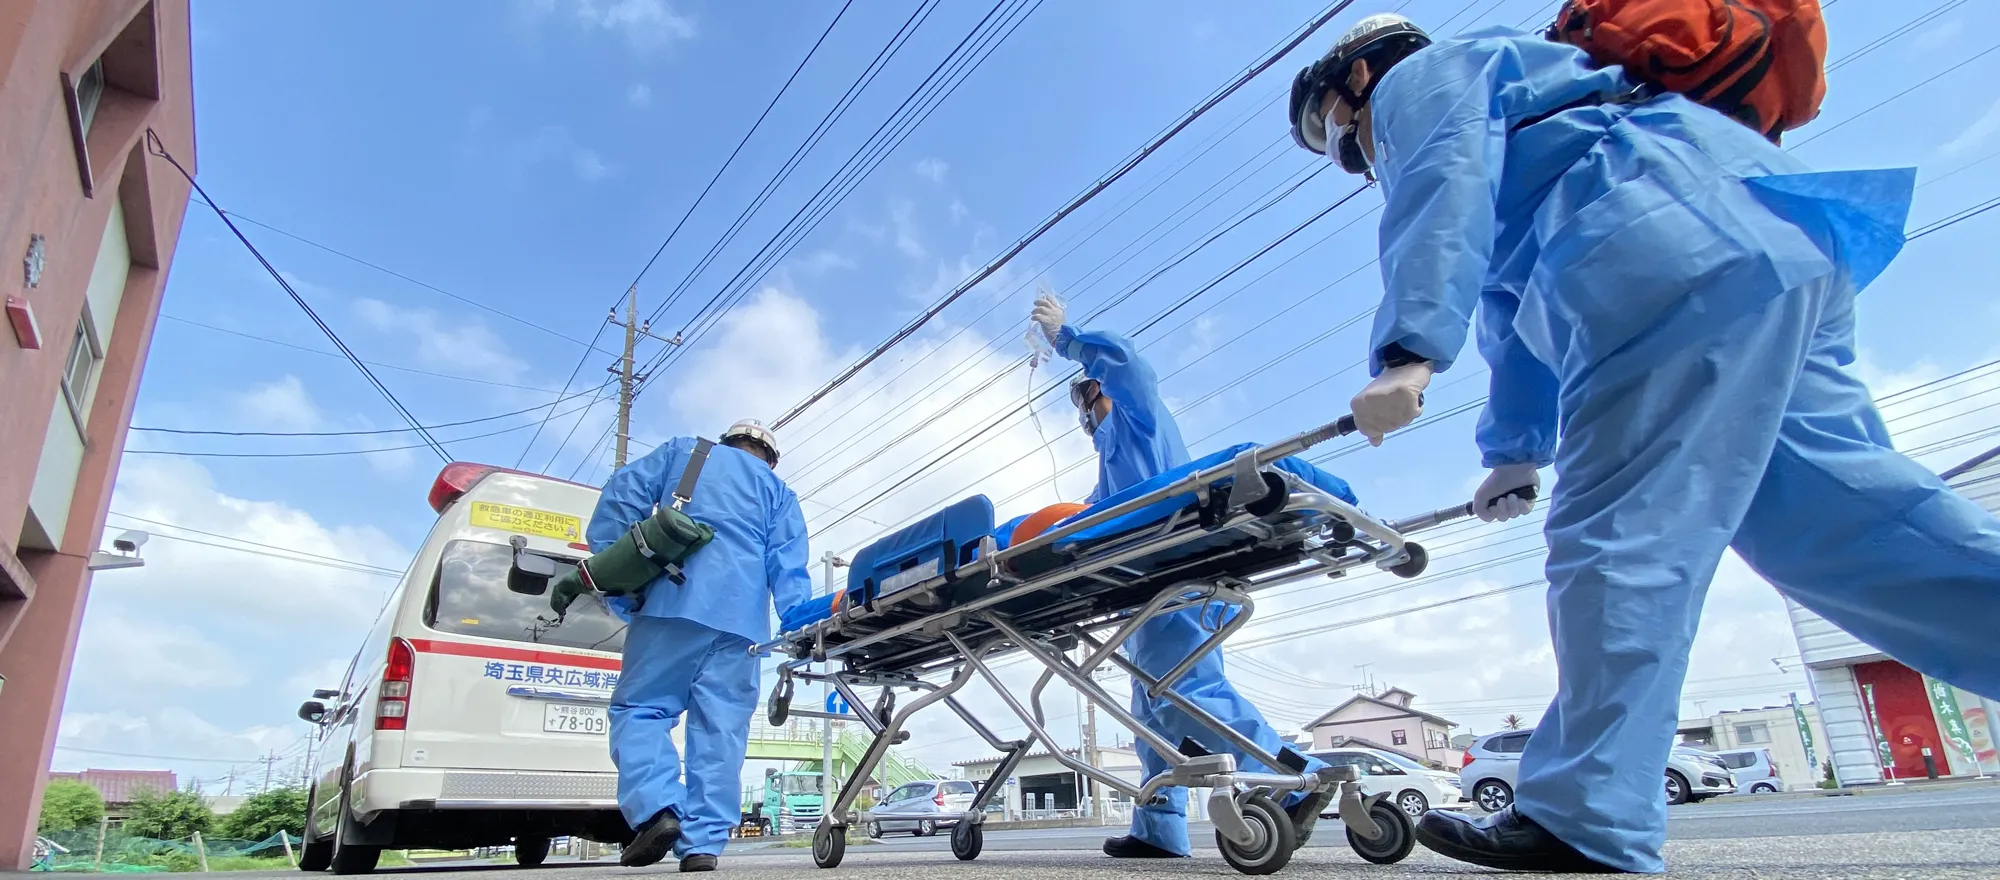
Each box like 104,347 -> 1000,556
1734,722 -> 1772,745
61,311 -> 102,427
1391,729 -> 1408,746
74,59 -> 106,133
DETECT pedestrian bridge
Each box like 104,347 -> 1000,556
746,708 -> 936,788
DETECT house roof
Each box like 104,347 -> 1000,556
49,769 -> 177,804
953,745 -> 1140,768
1313,736 -> 1433,766
1304,694 -> 1458,731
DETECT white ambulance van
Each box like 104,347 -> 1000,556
296,463 -> 674,873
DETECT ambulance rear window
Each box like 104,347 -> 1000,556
425,540 -> 627,653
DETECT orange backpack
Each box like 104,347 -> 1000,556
1547,0 -> 1828,142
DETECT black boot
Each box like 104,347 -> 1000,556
1414,806 -> 1627,873
678,854 -> 717,872
620,810 -> 683,868
1101,835 -> 1186,858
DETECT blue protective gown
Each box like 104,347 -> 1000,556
1362,30 -> 2000,872
1057,326 -> 1328,856
590,437 -> 813,858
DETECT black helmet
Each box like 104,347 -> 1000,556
1289,13 -> 1433,155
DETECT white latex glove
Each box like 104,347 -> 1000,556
1350,362 -> 1433,446
1031,292 -> 1066,344
1474,464 -> 1540,523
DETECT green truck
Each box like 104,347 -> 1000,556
741,769 -> 826,836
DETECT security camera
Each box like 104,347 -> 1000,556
112,530 -> 148,555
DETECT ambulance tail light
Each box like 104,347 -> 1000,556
376,638 -> 415,731
427,462 -> 597,513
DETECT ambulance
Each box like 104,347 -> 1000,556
295,463 -> 677,873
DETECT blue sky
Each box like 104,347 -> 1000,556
54,0 -> 2000,789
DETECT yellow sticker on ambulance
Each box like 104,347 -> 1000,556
468,501 -> 583,542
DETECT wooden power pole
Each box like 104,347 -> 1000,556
614,286 -> 637,470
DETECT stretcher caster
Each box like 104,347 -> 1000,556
950,822 -> 982,861
1388,541 -> 1428,578
1216,793 -> 1295,875
1345,798 -> 1414,865
769,679 -> 793,726
811,821 -> 844,869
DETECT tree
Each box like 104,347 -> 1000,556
1501,714 -> 1526,730
125,788 -> 213,840
38,779 -> 105,833
218,787 -> 308,841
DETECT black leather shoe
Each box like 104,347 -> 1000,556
619,810 -> 683,867
1101,835 -> 1187,858
1285,790 -> 1333,847
678,854 -> 717,872
1414,806 -> 1627,873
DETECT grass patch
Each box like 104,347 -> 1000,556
773,833 -> 878,849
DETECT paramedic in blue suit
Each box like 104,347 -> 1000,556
1032,294 -> 1335,859
591,419 -> 812,873
1295,13 -> 2000,874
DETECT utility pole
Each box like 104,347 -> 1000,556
1084,699 -> 1100,823
261,750 -> 278,793
608,286 -> 677,471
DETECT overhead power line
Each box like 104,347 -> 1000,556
144,130 -> 452,463
157,314 -> 567,393
125,393 -> 608,459
130,379 -> 616,438
767,0 -> 1366,430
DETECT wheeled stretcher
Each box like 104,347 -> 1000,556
757,415 -> 1526,874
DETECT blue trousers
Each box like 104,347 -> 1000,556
610,616 -> 759,858
1125,606 -> 1326,855
1514,271 -> 2000,873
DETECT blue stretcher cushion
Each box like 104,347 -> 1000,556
846,493 -> 994,603
1045,442 -> 1356,549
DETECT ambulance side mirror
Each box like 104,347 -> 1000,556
297,700 -> 327,724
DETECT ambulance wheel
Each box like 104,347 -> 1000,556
951,822 -> 983,861
812,823 -> 844,869
1217,793 -> 1294,875
1346,799 -> 1415,865
1388,542 -> 1428,578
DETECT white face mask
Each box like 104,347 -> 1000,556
1078,405 -> 1099,437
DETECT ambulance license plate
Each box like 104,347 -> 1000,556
543,704 -> 608,735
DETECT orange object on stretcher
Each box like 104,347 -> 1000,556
1011,502 -> 1089,548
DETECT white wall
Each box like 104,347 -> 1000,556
24,200 -> 128,551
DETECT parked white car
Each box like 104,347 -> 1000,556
1309,747 -> 1464,817
1715,747 -> 1784,794
1458,730 -> 1736,813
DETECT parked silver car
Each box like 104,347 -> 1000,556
864,780 -> 977,838
1458,730 -> 1736,812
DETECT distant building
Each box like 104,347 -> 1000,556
953,746 -> 1142,819
1303,688 -> 1461,768
1781,445 -> 2000,786
1678,702 -> 1830,790
47,769 -> 177,820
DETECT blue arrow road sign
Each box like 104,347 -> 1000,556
826,693 -> 849,715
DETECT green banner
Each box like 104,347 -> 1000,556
1923,674 -> 1979,771
1863,683 -> 1897,775
1791,692 -> 1817,776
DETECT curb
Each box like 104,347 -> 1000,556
1715,777 -> 1999,802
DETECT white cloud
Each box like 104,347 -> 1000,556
230,375 -> 323,433
1911,17 -> 1964,53
914,158 -> 949,184
890,201 -> 926,260
522,0 -> 696,52
627,82 -> 653,107
353,297 -> 527,381
514,125 -> 616,182
71,614 -> 249,690
789,249 -> 858,274
949,199 -> 969,224
1939,95 -> 2000,158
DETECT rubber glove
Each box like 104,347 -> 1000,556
1474,464 -> 1540,523
1350,362 -> 1433,446
1031,292 -> 1065,344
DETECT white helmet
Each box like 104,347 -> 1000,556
721,419 -> 781,465
1289,13 -> 1433,156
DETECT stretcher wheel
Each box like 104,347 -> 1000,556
1388,542 -> 1428,578
950,822 -> 982,861
1243,472 -> 1291,518
1346,798 -> 1414,865
1217,793 -> 1294,875
768,685 -> 791,727
812,822 -> 844,869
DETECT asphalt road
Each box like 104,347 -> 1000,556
13,787 -> 1993,880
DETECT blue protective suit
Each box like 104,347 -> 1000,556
1362,31 -> 2000,872
590,437 -> 813,857
1057,326 -> 1328,856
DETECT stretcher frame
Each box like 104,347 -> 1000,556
756,416 -> 1514,873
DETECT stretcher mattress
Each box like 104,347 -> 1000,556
777,442 -> 1356,635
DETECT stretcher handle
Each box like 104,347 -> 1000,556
1387,485 -> 1538,535
1466,485 -> 1537,517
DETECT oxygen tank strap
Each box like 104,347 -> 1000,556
673,438 -> 714,511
